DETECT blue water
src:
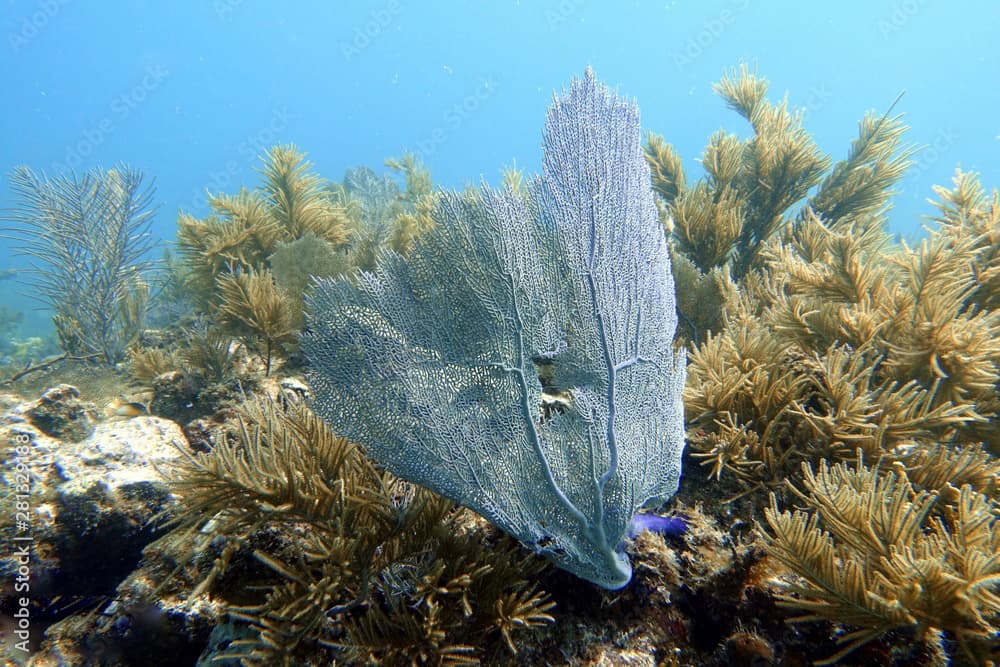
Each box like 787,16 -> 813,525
2,0 -> 998,336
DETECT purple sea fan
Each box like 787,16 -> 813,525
303,69 -> 686,589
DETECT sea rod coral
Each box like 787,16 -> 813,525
302,69 -> 686,590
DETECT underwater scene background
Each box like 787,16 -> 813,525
0,1 -> 999,666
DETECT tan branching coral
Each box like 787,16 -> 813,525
711,64 -> 830,278
681,151 -> 1000,662
670,180 -> 745,273
645,64 -> 915,343
686,263 -> 991,491
128,346 -> 182,387
883,233 -> 1000,406
177,145 -> 350,306
765,456 -> 1000,665
668,253 -> 731,345
684,321 -> 810,487
899,441 -> 999,499
164,397 -> 553,665
660,66 -> 999,489
643,131 -> 685,229
788,345 -> 976,456
763,203 -> 1000,447
807,96 -> 914,233
932,168 -> 1000,311
216,267 -> 295,375
260,145 -> 348,244
384,151 -> 438,255
179,320 -> 237,384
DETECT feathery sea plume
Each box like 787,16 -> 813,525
3,165 -> 157,364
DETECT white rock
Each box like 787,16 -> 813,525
54,416 -> 188,494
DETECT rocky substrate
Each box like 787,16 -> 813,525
0,386 -> 197,666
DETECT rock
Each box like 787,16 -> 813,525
26,572 -> 222,667
192,380 -> 244,421
23,384 -> 97,442
149,370 -> 248,426
196,621 -> 258,666
278,376 -> 310,404
149,370 -> 199,424
0,416 -> 188,636
138,327 -> 182,350
0,391 -> 22,412
51,416 -> 187,493
181,418 -> 218,453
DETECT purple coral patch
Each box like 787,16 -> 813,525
627,512 -> 687,539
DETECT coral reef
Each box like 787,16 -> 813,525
381,152 -> 438,256
146,247 -> 199,330
171,146 -> 438,382
0,408 -> 186,665
644,66 -> 998,484
126,322 -> 249,426
24,384 -> 97,442
645,64 -> 913,343
175,145 -> 350,309
178,320 -> 237,386
4,64 -> 997,667
216,267 -> 295,376
269,233 -> 348,330
681,173 -> 999,491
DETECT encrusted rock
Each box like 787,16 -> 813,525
26,573 -> 222,667
182,417 -> 223,453
0,416 -> 187,646
274,375 -> 311,412
23,384 -> 97,442
149,370 -> 199,423
195,621 -> 259,666
278,376 -> 310,403
724,630 -> 776,666
51,416 -> 187,494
